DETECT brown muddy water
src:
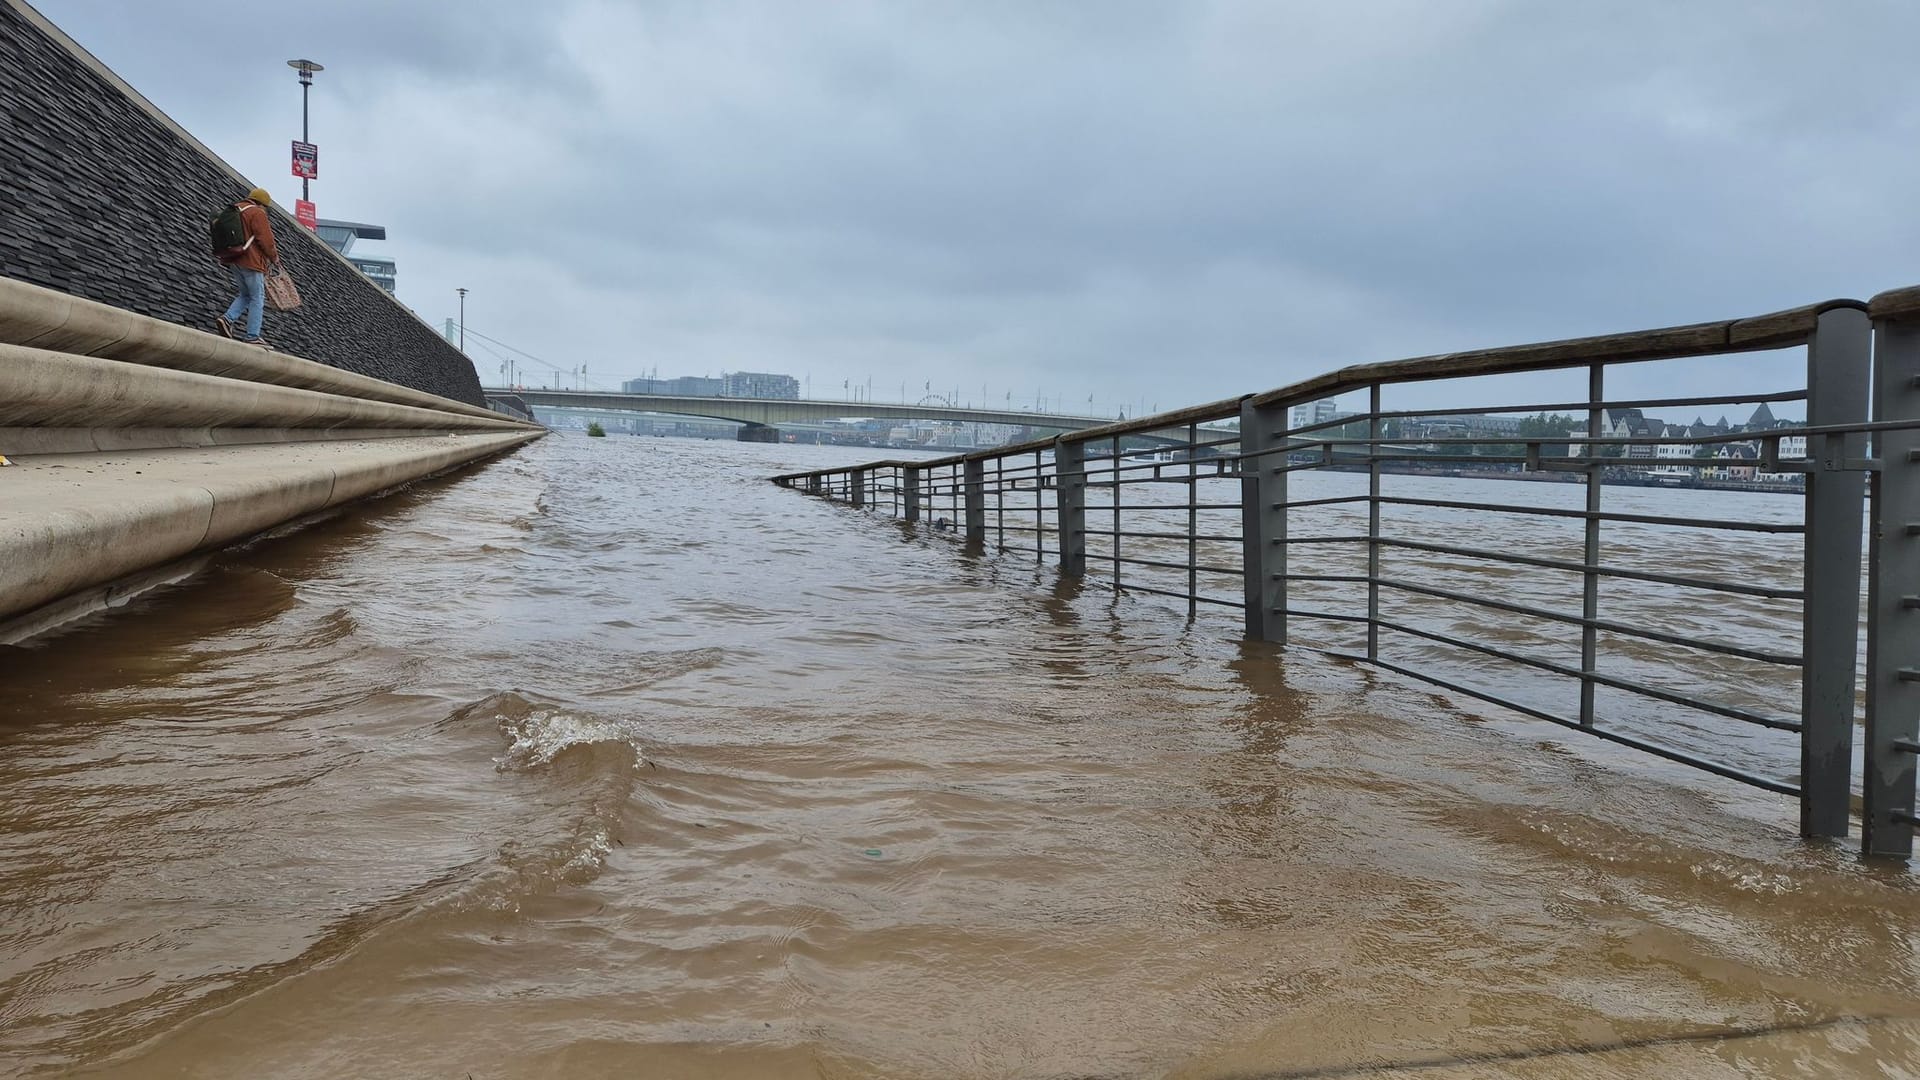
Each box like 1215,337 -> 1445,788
1,433 -> 1918,1079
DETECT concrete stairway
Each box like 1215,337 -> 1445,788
0,276 -> 543,642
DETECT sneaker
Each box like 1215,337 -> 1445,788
215,316 -> 234,338
241,337 -> 269,348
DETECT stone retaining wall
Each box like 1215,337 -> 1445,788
0,0 -> 484,406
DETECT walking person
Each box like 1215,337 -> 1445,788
211,187 -> 280,346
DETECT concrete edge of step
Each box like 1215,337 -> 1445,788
0,430 -> 541,643
0,343 -> 536,435
0,275 -> 512,425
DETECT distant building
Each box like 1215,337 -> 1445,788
1290,398 -> 1339,431
723,371 -> 800,399
623,375 -> 726,396
621,372 -> 799,399
1399,413 -> 1523,439
315,219 -> 396,294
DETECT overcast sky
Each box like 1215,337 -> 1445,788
32,0 -> 1920,417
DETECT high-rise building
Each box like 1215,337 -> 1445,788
723,372 -> 800,399
622,372 -> 800,399
314,219 -> 396,294
1290,398 -> 1339,431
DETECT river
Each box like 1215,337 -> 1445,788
1,432 -> 1917,1078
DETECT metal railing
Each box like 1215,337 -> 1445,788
774,290 -> 1920,859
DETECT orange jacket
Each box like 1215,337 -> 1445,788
228,202 -> 279,273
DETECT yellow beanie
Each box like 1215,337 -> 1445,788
247,187 -> 271,205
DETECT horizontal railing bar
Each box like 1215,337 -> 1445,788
1115,582 -> 1245,608
1099,474 -> 1243,486
1376,496 -> 1803,534
1275,455 -> 1372,474
1357,576 -> 1803,666
1270,391 -> 1808,441
1072,459 -> 1243,480
1374,537 -> 1805,601
1084,528 -> 1242,541
1280,607 -> 1372,624
1370,453 -> 1530,465
1371,617 -> 1802,731
1087,502 -> 1245,511
1281,495 -> 1374,510
1087,438 -> 1242,458
1055,396 -> 1248,447
1106,554 -> 1242,576
1279,535 -> 1374,545
1364,389 -> 1810,423
1130,439 -> 1798,473
770,301 -> 1864,484
1297,645 -> 1372,664
1244,301 -> 1846,413
1270,415 -> 1920,450
1282,573 -> 1373,584
1360,656 -> 1800,795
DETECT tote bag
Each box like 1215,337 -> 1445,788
264,265 -> 303,312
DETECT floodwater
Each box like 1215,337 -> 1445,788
1,433 -> 1917,1078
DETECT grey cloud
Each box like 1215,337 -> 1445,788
27,0 -> 1920,415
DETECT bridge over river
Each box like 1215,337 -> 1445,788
490,387 -> 1232,442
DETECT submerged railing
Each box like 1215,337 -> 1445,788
773,288 -> 1920,859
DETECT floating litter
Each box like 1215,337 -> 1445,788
863,849 -> 883,858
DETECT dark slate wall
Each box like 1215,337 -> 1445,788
0,4 -> 483,406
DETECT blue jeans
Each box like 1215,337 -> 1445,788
222,266 -> 265,338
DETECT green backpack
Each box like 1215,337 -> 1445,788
209,202 -> 252,261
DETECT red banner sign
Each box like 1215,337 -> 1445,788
295,199 -> 317,229
291,140 -> 318,179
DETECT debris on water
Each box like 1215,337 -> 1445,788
863,848 -> 883,858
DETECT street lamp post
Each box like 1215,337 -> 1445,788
455,287 -> 467,354
286,59 -> 323,204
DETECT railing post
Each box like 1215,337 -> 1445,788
963,458 -> 986,543
1056,437 -> 1086,576
851,469 -> 867,509
1580,362 -> 1604,728
1367,386 -> 1382,659
903,467 -> 921,523
806,474 -> 821,496
1865,309 -> 1920,857
1240,398 -> 1287,642
1802,304 -> 1871,840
